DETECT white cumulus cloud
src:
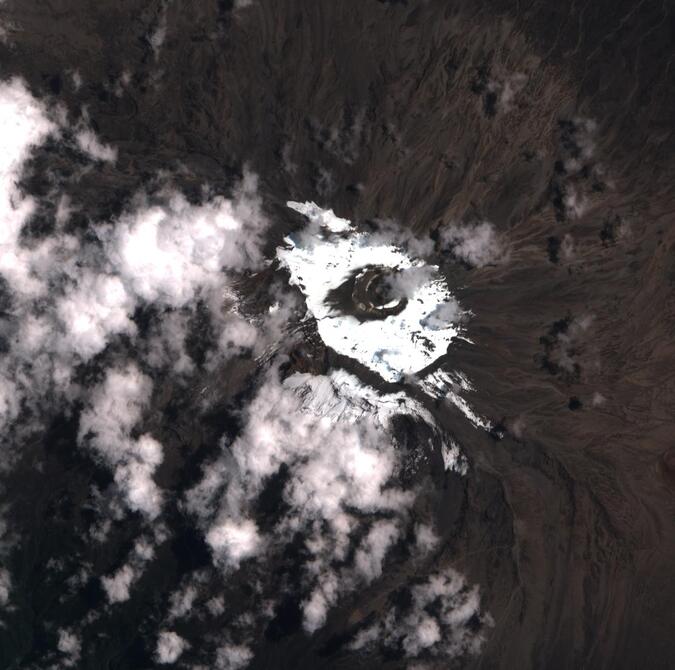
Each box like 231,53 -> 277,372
156,631 -> 188,664
79,365 -> 164,519
57,629 -> 82,667
439,221 -> 505,268
351,567 -> 492,661
187,364 -> 460,633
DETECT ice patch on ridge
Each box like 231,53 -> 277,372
278,202 -> 463,383
286,368 -> 434,425
284,200 -> 352,233
419,369 -> 475,396
441,440 -> 468,475
418,369 -> 491,431
286,369 -> 468,475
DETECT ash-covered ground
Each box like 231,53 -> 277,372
0,1 -> 674,669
